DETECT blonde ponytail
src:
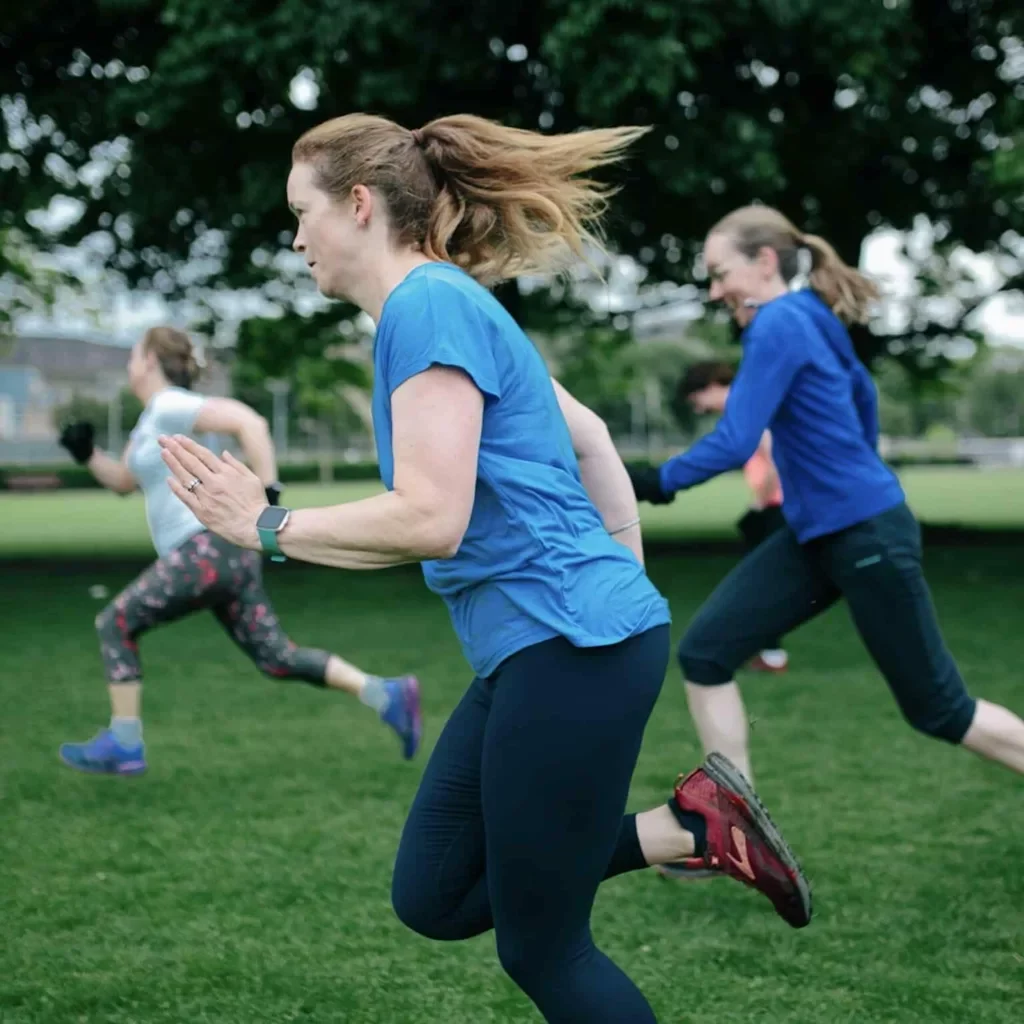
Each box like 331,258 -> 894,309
293,113 -> 650,285
800,232 -> 878,325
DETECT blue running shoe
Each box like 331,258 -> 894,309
59,729 -> 147,776
380,676 -> 422,760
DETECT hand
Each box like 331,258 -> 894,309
158,434 -> 267,549
625,463 -> 675,505
59,422 -> 95,465
736,508 -> 764,546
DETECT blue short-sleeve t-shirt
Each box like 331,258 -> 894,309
372,262 -> 670,678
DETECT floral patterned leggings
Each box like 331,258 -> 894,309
95,530 -> 331,685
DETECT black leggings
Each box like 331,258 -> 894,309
736,505 -> 787,649
391,626 -> 670,1024
95,530 -> 330,685
680,503 -> 976,743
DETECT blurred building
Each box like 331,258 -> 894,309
0,332 -> 229,461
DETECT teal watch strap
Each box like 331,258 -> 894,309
257,526 -> 287,563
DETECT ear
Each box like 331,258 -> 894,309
351,184 -> 374,228
754,245 -> 781,279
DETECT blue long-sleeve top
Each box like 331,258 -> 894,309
659,289 -> 904,542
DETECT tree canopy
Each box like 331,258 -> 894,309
4,0 -> 1024,383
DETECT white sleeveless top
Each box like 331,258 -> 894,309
125,387 -> 207,556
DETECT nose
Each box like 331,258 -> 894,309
292,226 -> 305,254
709,279 -> 724,302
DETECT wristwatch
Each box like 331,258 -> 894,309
256,505 -> 291,562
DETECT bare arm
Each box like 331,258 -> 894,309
87,448 -> 138,495
193,397 -> 278,485
551,379 -> 643,565
270,367 -> 481,569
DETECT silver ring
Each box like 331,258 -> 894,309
186,477 -> 202,493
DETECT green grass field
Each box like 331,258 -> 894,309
3,465 -> 1024,559
2,470 -> 1023,1023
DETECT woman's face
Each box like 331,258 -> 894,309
288,161 -> 369,301
688,382 -> 730,415
127,341 -> 153,394
703,231 -> 787,328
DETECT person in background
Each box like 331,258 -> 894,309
629,204 -> 1024,830
676,360 -> 789,673
57,325 -> 421,775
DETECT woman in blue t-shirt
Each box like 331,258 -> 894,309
631,206 -> 1024,876
160,116 -> 811,1023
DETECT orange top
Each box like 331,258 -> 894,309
743,433 -> 783,509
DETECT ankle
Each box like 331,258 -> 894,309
636,805 -> 698,865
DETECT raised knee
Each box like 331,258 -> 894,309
678,633 -> 734,686
906,698 -> 976,745
390,878 -> 465,942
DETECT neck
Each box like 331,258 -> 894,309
136,377 -> 168,405
352,249 -> 435,322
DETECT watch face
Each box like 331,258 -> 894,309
257,505 -> 290,532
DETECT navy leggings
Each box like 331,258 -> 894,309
391,626 -> 670,1023
680,503 -> 976,742
95,530 -> 330,685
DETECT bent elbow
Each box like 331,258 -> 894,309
423,521 -> 465,560
244,414 -> 272,443
731,429 -> 763,466
415,508 -> 469,561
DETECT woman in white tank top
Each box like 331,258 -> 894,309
57,326 -> 421,775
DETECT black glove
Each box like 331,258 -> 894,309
59,421 -> 95,465
625,463 -> 675,505
264,483 -> 282,506
736,508 -> 765,547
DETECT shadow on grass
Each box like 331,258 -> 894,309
4,522 -> 1024,573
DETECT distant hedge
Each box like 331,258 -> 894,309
0,452 -> 975,492
0,460 -> 381,492
622,453 -> 973,474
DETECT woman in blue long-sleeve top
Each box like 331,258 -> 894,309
632,205 -> 1024,878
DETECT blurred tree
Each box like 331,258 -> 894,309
3,0 -> 1024,384
963,355 -> 1024,436
0,227 -> 74,345
53,387 -> 144,447
227,308 -> 371,446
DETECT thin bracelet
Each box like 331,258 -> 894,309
609,516 -> 641,536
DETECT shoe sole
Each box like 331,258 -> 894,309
702,751 -> 812,928
59,753 -> 147,776
654,863 -> 720,882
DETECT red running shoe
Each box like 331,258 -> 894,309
673,752 -> 812,928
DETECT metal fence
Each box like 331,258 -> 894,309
5,434 -> 1024,469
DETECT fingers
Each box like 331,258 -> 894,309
159,435 -> 218,485
167,474 -> 202,516
160,441 -> 207,493
159,434 -> 223,476
221,450 -> 249,474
